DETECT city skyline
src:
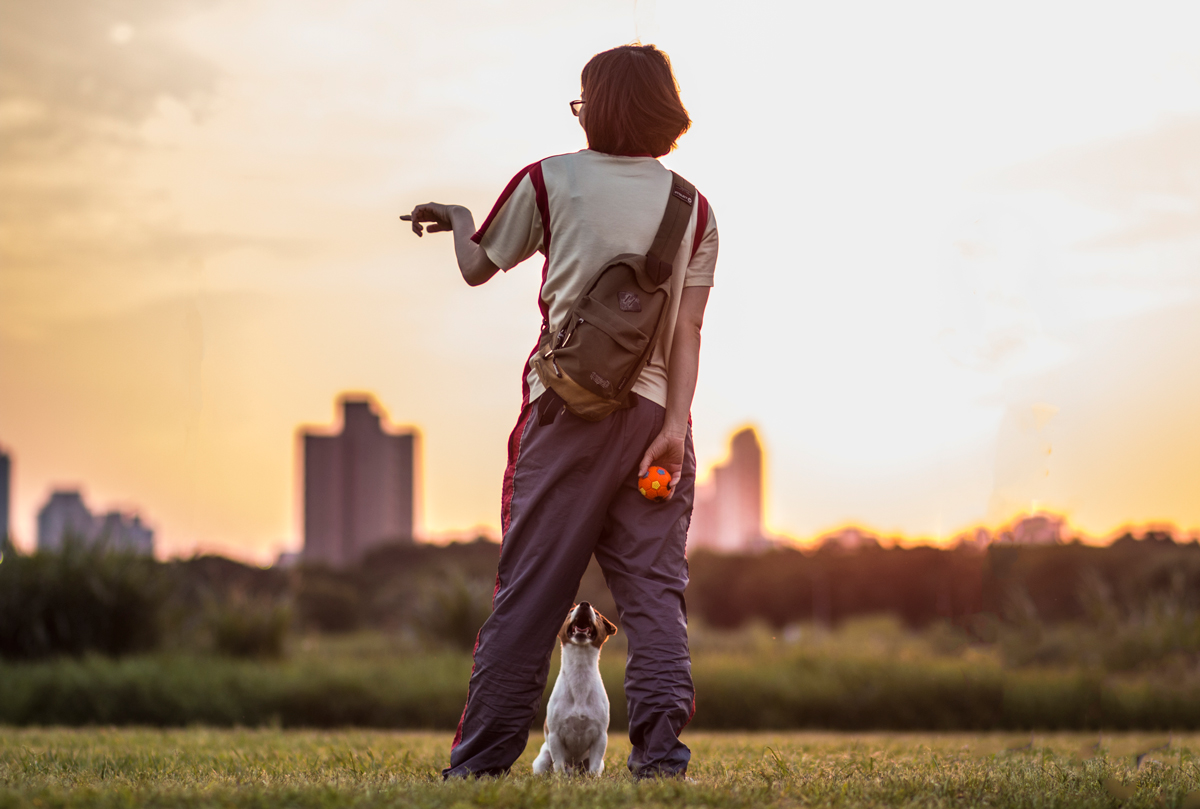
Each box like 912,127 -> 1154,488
36,489 -> 154,556
2,2 -> 1199,562
2,418 -> 1193,564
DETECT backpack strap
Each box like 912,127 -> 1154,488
644,171 -> 696,286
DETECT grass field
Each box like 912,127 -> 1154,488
3,728 -> 1199,808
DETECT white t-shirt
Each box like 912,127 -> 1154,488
472,149 -> 718,408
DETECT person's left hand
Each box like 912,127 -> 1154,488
401,202 -> 455,237
638,430 -> 685,500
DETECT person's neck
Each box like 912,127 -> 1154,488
588,148 -> 656,158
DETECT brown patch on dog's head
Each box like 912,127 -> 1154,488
558,601 -> 617,649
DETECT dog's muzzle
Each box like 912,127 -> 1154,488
569,602 -> 596,641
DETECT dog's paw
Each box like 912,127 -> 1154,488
531,745 -> 553,775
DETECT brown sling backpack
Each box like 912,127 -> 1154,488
530,171 -> 696,421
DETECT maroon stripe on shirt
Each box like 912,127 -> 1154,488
528,162 -> 550,255
470,160 -> 553,327
527,163 -> 553,323
470,160 -> 541,245
690,192 -> 710,261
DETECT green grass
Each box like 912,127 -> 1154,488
2,728 -> 1199,808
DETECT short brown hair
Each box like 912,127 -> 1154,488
580,44 -> 691,158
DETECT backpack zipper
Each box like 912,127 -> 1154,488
542,348 -> 563,378
558,316 -> 585,350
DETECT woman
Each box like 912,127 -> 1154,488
404,44 -> 718,779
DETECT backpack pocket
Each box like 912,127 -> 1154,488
556,295 -> 651,398
530,255 -> 671,420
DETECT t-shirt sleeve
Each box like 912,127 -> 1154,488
683,201 -> 718,288
470,168 -> 544,271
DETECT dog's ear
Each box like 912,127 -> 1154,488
602,615 -> 617,636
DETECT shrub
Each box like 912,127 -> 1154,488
296,576 -> 364,633
0,654 -> 473,728
0,537 -> 166,660
3,643 -> 1200,730
414,575 -> 493,652
993,569 -> 1200,672
204,591 -> 291,659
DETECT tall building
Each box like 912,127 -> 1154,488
688,428 -> 764,552
0,447 -> 10,541
302,396 -> 416,567
36,490 -> 154,555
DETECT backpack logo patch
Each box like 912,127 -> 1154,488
672,185 -> 694,205
618,291 -> 642,312
589,371 -> 613,393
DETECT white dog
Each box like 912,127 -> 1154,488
532,601 -> 618,775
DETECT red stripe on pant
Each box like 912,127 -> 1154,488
450,371 -> 536,751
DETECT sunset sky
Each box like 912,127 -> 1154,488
2,0 -> 1199,562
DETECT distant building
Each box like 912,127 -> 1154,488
302,396 -> 416,567
274,551 -> 301,569
36,490 -> 154,555
688,428 -> 764,552
0,447 -> 10,540
996,513 -> 1064,545
95,510 -> 154,554
951,527 -> 993,549
37,491 -> 92,550
819,526 -> 881,551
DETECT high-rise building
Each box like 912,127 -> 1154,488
302,396 -> 416,567
688,428 -> 764,552
37,491 -> 92,550
36,490 -> 154,555
0,447 -> 11,541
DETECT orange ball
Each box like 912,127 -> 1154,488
638,466 -> 673,502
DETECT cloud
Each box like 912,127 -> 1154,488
0,1 -> 305,334
0,0 -> 218,158
994,117 -> 1200,249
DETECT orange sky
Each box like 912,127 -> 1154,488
2,1 -> 1199,562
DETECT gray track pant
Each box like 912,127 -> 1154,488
443,394 -> 696,778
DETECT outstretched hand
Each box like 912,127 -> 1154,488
638,430 -> 685,501
400,203 -> 455,237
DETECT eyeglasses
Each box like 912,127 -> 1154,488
569,100 -> 584,117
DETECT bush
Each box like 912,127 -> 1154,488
414,575 -> 493,652
204,591 -> 291,659
3,644 -> 1200,730
296,577 -> 364,634
994,569 -> 1200,672
0,654 -> 473,728
0,537 -> 166,660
